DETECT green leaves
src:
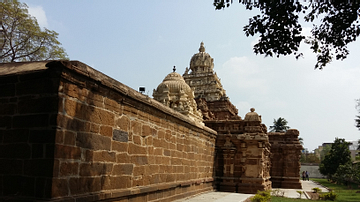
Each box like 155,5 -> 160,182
0,1 -> 68,63
319,138 -> 352,180
214,0 -> 360,69
269,117 -> 290,132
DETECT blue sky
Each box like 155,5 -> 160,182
25,1 -> 360,151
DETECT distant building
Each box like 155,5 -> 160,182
314,141 -> 359,161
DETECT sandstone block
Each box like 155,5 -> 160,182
79,163 -> 113,176
60,162 -> 79,176
104,97 -> 121,114
54,145 -> 81,160
110,176 -> 131,189
133,135 -> 142,145
69,177 -> 101,195
100,125 -> 113,137
142,124 -> 151,137
112,141 -> 128,152
116,153 -> 130,163
76,133 -> 111,150
131,120 -> 141,136
131,156 -> 148,165
64,131 -> 76,145
116,115 -> 130,132
52,178 -> 68,197
128,143 -> 147,155
112,164 -> 133,175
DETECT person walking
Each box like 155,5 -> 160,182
302,171 -> 305,181
305,171 -> 309,181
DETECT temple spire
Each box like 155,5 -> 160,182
199,42 -> 205,53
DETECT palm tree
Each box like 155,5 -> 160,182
269,117 -> 290,132
299,137 -> 304,146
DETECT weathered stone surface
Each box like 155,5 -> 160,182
113,129 -> 128,142
76,133 -> 111,150
268,129 -> 302,189
0,51 -> 302,202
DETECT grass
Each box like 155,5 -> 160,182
271,196 -> 307,202
311,178 -> 360,202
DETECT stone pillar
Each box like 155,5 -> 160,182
236,133 -> 272,194
219,135 -> 237,192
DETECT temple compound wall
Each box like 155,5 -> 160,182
0,61 -> 217,202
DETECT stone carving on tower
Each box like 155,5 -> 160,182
153,67 -> 203,123
183,42 -> 226,101
152,42 -> 302,194
183,42 -> 240,121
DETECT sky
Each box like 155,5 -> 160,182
24,1 -> 360,151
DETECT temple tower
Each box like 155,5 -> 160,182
153,67 -> 203,123
183,42 -> 239,120
183,42 -> 226,101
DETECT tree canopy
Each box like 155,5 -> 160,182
213,0 -> 360,69
0,1 -> 68,63
269,117 -> 290,132
319,138 -> 351,180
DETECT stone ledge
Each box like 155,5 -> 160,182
42,178 -> 214,202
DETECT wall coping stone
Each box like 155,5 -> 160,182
0,60 -> 217,137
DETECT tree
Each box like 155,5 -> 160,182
0,1 -> 68,63
269,117 -> 290,132
319,138 -> 351,180
333,162 -> 358,186
298,137 -> 304,146
320,144 -> 331,161
306,153 -> 320,164
213,1 -> 360,69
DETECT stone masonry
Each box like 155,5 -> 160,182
0,61 -> 217,201
0,42 -> 303,201
268,130 -> 303,189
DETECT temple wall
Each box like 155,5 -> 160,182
268,130 -> 302,189
0,61 -> 217,202
208,120 -> 272,194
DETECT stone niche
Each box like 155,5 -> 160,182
268,129 -> 303,189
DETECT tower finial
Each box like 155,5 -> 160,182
199,42 -> 205,53
173,66 -> 176,72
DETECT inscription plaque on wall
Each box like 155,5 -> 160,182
113,129 -> 128,142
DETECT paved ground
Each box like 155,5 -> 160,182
174,180 -> 329,202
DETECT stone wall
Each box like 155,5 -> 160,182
268,130 -> 302,189
0,61 -> 217,202
0,62 -> 61,200
300,164 -> 325,179
207,119 -> 272,194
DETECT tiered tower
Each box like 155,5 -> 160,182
153,67 -> 203,123
183,42 -> 239,121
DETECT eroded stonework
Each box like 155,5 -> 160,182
268,129 -> 303,189
183,42 -> 226,102
153,68 -> 203,123
209,108 -> 272,193
154,42 -> 302,194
